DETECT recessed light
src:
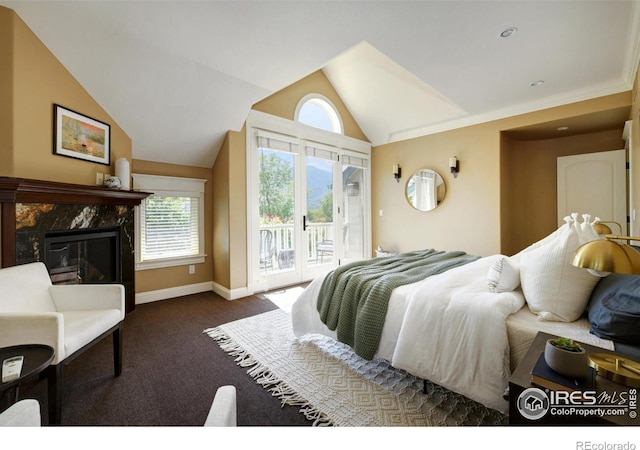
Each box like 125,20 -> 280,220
500,27 -> 518,38
530,80 -> 544,87
557,126 -> 569,131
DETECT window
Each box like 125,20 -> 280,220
132,174 -> 206,270
295,94 -> 343,134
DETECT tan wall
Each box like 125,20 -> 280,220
630,67 -> 640,239
1,7 -> 131,184
501,129 -> 626,255
372,93 -> 632,258
373,122 -> 501,257
213,70 -> 367,291
0,9 -> 13,172
252,70 -> 368,141
212,133 -> 231,288
132,160 -> 213,293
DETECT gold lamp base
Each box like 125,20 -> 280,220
588,353 -> 640,388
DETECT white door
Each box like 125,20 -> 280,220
248,127 -> 371,293
557,149 -> 626,233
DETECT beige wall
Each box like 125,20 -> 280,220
252,70 -> 368,141
1,6 -> 214,297
630,67 -> 640,239
212,70 -> 367,291
0,9 -> 13,172
0,7 -> 131,184
372,93 -> 632,258
501,129 -> 626,255
373,122 -> 501,257
132,160 -> 214,293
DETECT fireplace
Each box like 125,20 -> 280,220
0,177 -> 150,314
44,227 -> 121,285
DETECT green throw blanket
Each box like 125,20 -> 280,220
317,249 -> 479,360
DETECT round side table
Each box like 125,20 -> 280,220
0,344 -> 54,407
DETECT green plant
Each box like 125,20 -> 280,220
550,337 -> 582,352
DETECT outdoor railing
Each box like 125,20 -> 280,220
259,222 -> 333,269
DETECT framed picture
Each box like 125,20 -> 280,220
53,104 -> 110,165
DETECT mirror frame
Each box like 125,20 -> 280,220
405,168 -> 446,211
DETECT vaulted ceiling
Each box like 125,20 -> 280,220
2,1 -> 639,168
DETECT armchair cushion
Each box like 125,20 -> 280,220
62,310 -> 122,359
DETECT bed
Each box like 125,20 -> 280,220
291,214 -> 640,414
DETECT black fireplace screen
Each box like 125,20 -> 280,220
44,227 -> 121,285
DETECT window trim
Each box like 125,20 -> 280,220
295,94 -> 344,135
132,173 -> 207,271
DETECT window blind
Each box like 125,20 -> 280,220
140,195 -> 200,260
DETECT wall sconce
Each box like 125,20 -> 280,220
393,164 -> 401,182
449,156 -> 459,178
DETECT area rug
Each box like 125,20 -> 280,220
204,308 -> 507,426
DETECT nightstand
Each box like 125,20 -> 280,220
508,332 -> 638,426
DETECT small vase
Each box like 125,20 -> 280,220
544,339 -> 588,378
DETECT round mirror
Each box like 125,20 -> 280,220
405,169 -> 446,211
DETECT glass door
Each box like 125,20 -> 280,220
341,153 -> 368,263
255,131 -> 301,288
303,143 -> 339,279
247,116 -> 371,293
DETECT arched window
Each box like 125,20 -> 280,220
295,94 -> 343,134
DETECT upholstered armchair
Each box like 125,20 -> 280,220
204,385 -> 237,426
0,399 -> 41,427
0,262 -> 125,425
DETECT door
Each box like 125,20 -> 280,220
249,127 -> 370,292
557,149 -> 626,232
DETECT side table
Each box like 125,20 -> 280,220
0,345 -> 54,415
508,332 -> 638,426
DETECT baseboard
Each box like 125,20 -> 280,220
135,281 -> 214,305
211,281 -> 250,301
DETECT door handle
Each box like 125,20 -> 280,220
303,215 -> 307,231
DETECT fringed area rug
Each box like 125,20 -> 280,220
204,308 -> 507,427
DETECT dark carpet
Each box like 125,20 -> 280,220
15,290 -> 312,426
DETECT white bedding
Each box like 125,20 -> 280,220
291,254 -> 615,414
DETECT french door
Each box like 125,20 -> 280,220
247,113 -> 370,292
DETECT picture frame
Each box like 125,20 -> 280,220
53,104 -> 110,165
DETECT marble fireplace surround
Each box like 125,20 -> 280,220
0,177 -> 150,314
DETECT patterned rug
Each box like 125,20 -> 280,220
204,308 -> 508,426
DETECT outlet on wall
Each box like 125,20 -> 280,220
188,265 -> 195,275
96,173 -> 104,185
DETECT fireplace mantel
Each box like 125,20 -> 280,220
0,177 -> 151,314
0,177 -> 150,206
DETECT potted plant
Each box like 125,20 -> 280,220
544,336 -> 588,378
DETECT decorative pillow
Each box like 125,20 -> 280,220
519,213 -> 601,322
487,256 -> 520,293
588,273 -> 640,344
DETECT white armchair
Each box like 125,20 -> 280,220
0,399 -> 41,427
204,385 -> 237,426
0,262 -> 125,425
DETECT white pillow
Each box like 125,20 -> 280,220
519,214 -> 600,322
487,256 -> 520,293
